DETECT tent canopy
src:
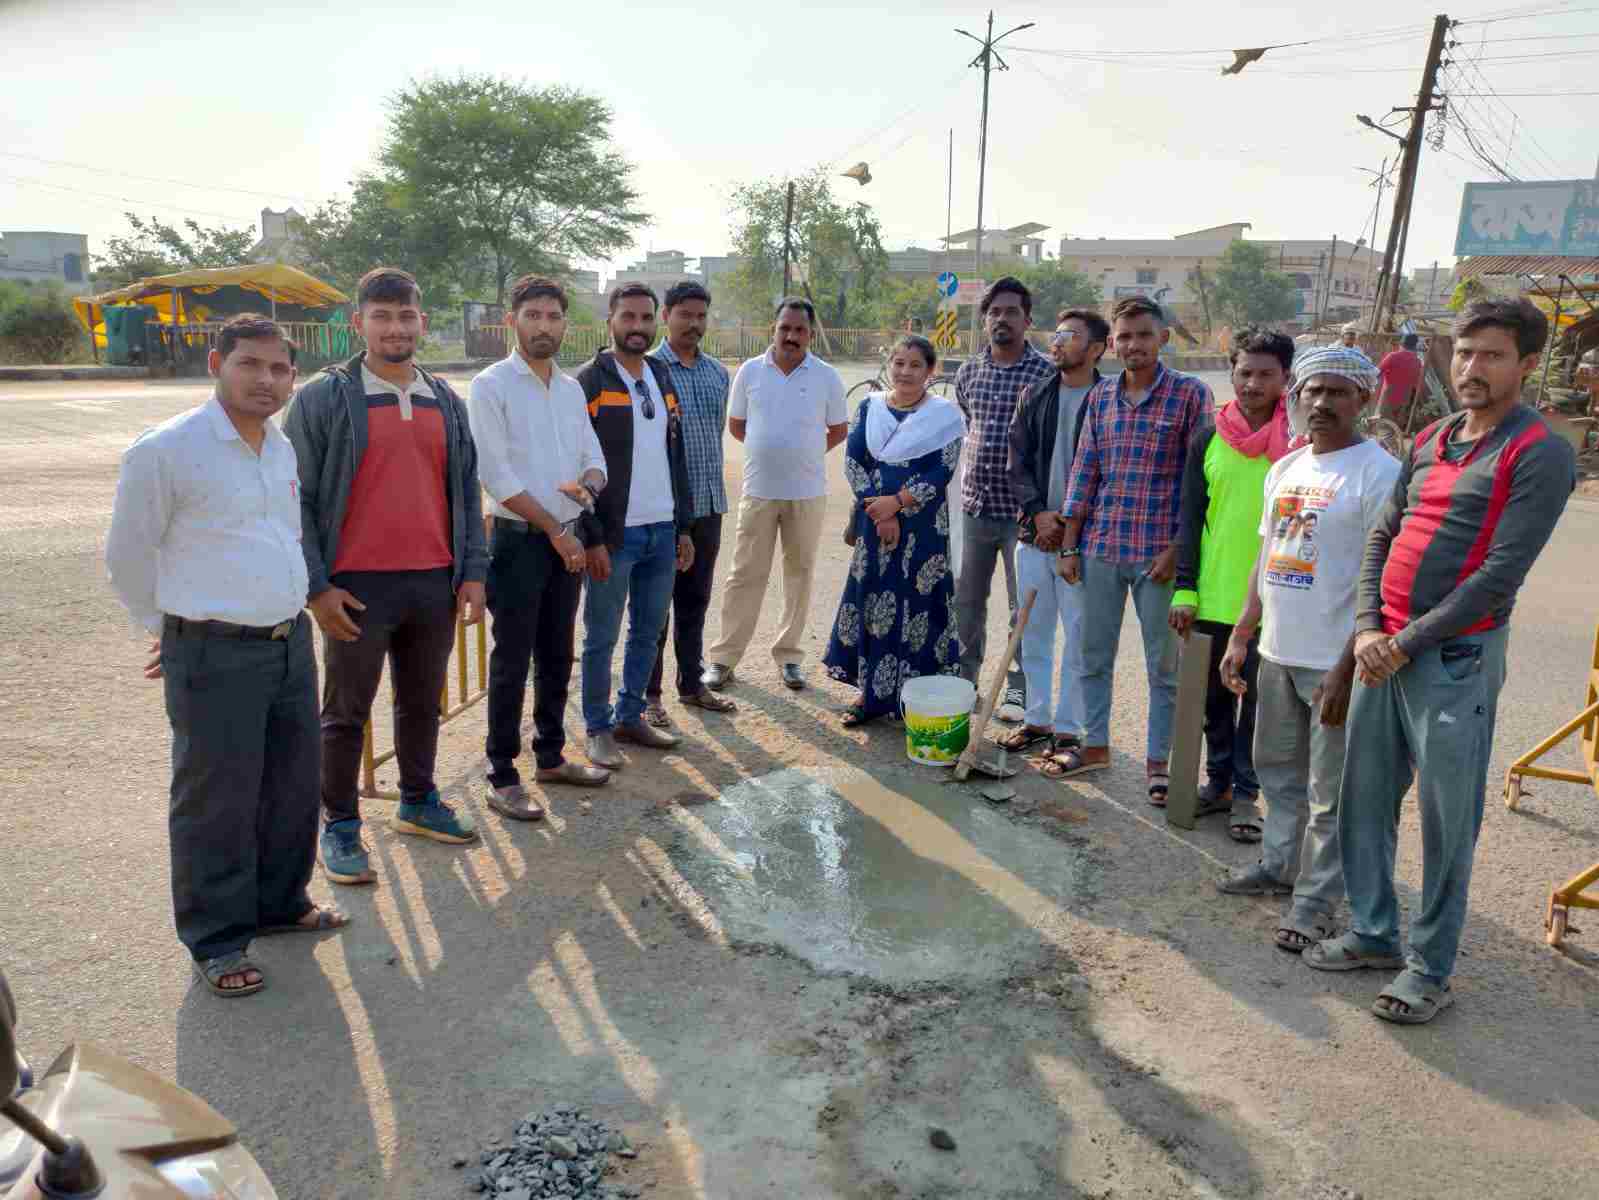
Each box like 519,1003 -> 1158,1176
73,264 -> 348,341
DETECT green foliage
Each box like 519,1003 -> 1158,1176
862,278 -> 943,330
92,214 -> 255,289
1209,240 -> 1299,328
724,167 -> 888,327
1448,277 -> 1490,312
0,283 -> 85,363
1013,261 -> 1102,321
296,74 -> 646,307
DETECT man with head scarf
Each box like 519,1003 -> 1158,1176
1338,323 -> 1361,350
1216,344 -> 1400,960
1169,328 -> 1296,842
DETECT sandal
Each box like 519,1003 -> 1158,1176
1193,783 -> 1232,818
643,700 -> 671,728
1040,746 -> 1109,780
194,951 -> 265,998
1216,863 -> 1293,896
682,689 -> 737,714
1373,970 -> 1455,1025
1147,771 -> 1170,808
841,706 -> 881,728
1303,932 -> 1405,973
995,726 -> 1053,753
1274,914 -> 1336,954
1229,820 -> 1263,844
261,904 -> 350,936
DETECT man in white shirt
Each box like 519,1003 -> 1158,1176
1217,346 -> 1399,955
469,275 -> 613,820
705,297 -> 848,691
107,314 -> 346,999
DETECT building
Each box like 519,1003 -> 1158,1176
0,230 -> 91,294
886,222 -> 1050,281
248,208 -> 306,265
1410,264 -> 1458,308
1056,222 -> 1384,332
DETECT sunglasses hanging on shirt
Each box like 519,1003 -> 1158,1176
630,376 -> 656,420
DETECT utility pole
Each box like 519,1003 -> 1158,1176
946,127 -> 954,275
1363,13 -> 1451,332
1317,235 -> 1339,330
781,180 -> 796,297
956,11 -> 1033,345
1356,158 -> 1391,322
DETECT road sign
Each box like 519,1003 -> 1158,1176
931,308 -> 960,350
936,271 -> 959,299
954,279 -> 986,305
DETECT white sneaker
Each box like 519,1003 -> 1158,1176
994,687 -> 1026,724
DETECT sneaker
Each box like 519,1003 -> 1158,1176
320,818 -> 375,885
392,791 -> 478,845
994,686 -> 1026,724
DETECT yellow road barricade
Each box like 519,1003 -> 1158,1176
1503,622 -> 1599,950
360,611 -> 489,801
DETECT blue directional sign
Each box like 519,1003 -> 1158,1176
936,271 -> 959,298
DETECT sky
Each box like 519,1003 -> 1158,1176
4,0 -> 1596,289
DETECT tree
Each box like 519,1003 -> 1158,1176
1014,261 -> 1102,321
92,214 -> 255,289
1448,277 -> 1490,312
1186,263 -> 1215,341
296,74 -> 646,306
1209,240 -> 1299,328
724,167 -> 888,327
0,284 -> 84,363
862,278 -> 942,331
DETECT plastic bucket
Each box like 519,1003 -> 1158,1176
899,675 -> 976,767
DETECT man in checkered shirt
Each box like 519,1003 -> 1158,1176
953,277 -> 1055,720
1056,295 -> 1212,804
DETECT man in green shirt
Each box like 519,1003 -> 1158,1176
1169,329 -> 1296,841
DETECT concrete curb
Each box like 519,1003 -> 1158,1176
0,365 -> 151,381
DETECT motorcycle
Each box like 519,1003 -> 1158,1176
0,968 -> 277,1198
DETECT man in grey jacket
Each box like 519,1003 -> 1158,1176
283,267 -> 488,885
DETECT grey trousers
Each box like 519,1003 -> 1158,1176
1338,627 -> 1508,982
1254,659 -> 1348,922
161,614 -> 320,961
955,512 -> 1024,693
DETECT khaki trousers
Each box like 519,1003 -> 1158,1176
708,495 -> 827,670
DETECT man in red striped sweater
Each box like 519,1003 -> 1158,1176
1305,298 -> 1577,1024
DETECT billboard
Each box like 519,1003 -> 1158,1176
1455,180 -> 1599,257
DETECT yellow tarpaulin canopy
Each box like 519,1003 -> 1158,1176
73,264 -> 348,339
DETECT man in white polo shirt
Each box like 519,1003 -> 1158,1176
469,275 -> 612,821
705,297 -> 847,691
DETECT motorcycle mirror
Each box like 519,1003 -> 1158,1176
0,968 -> 17,1098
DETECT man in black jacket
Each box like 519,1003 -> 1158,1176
575,284 -> 695,768
1000,308 -> 1107,768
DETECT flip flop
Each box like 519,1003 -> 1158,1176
841,706 -> 882,728
1373,970 -> 1455,1024
995,726 -> 1053,753
194,951 -> 264,998
1040,746 -> 1109,780
1303,932 -> 1405,973
260,904 -> 350,936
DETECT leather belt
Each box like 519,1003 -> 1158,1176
163,614 -> 300,640
493,516 -> 578,537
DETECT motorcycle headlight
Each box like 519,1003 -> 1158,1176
152,1142 -> 278,1199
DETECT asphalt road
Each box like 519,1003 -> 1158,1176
2,365 -> 1597,1199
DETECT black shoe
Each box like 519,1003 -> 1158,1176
780,663 -> 806,690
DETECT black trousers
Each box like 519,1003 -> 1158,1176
647,513 -> 723,700
320,568 -> 457,820
485,523 -> 582,784
162,614 -> 319,961
1195,618 -> 1261,798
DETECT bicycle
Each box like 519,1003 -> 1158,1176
1357,362 -> 1455,459
845,345 -> 959,407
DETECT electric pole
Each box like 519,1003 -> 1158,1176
956,11 -> 1033,344
1362,12 -> 1451,332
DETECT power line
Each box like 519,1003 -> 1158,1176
1449,36 -> 1569,175
0,151 -> 311,203
0,173 -> 257,224
1457,2 -> 1599,23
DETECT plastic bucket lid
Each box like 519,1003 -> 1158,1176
900,675 -> 976,718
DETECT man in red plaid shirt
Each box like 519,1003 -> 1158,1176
1053,295 -> 1212,803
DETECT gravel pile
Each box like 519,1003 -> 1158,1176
460,1105 -> 640,1198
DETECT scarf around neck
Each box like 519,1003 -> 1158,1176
1214,397 -> 1291,462
864,391 -> 966,464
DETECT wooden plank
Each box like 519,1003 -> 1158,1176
1164,630 -> 1212,830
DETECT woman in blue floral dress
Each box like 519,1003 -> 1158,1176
825,334 -> 966,725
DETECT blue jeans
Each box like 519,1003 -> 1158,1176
1338,627 -> 1508,982
1076,555 -> 1178,760
1015,544 -> 1084,736
581,522 -> 677,734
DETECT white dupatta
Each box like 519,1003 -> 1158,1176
864,391 -> 965,465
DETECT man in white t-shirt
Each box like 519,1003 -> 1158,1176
705,297 -> 847,691
1216,346 -> 1399,954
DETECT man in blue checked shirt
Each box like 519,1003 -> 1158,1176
953,276 -> 1056,721
1055,295 -> 1212,804
644,281 -> 738,725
